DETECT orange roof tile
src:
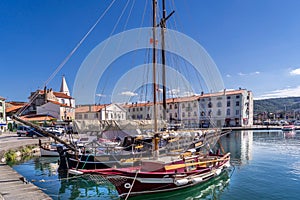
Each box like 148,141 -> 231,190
20,115 -> 55,121
37,90 -> 72,99
53,92 -> 72,99
75,105 -> 107,113
6,105 -> 24,113
47,100 -> 71,107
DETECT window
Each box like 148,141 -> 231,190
182,112 -> 185,117
175,113 -> 177,118
182,104 -> 185,108
226,109 -> 230,116
217,97 -> 222,100
208,102 -> 212,108
84,114 -> 88,119
201,111 -> 205,116
236,110 -> 239,115
140,107 -> 143,111
194,102 -> 197,107
0,102 -> 2,107
208,110 -> 212,116
236,101 -> 240,106
194,111 -> 197,116
236,95 -> 240,99
169,104 -> 172,109
217,101 -> 222,107
128,108 -> 130,112
188,103 -> 191,108
188,112 -> 191,117
227,101 -> 230,107
174,104 -> 178,109
133,108 -> 135,112
217,109 -> 221,116
169,113 -> 172,119
227,96 -> 231,99
0,112 -> 2,118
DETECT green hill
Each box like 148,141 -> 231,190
254,97 -> 300,114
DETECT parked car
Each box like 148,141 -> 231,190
294,121 -> 300,126
43,126 -> 64,136
17,125 -> 46,137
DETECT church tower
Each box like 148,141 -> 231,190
60,75 -> 70,96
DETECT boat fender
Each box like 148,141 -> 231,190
174,179 -> 189,186
192,177 -> 203,183
68,169 -> 83,175
215,168 -> 222,175
124,183 -> 131,189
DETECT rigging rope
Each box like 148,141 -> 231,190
17,1 -> 116,116
95,0 -> 131,104
124,169 -> 140,200
44,0 -> 117,87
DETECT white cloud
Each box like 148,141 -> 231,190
252,71 -> 260,75
183,91 -> 195,96
238,71 -> 260,76
290,68 -> 300,76
167,89 -> 180,95
226,74 -> 231,78
120,91 -> 138,96
95,93 -> 106,97
255,86 -> 300,100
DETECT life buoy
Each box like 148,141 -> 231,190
124,183 -> 131,189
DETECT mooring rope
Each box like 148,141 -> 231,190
124,169 -> 140,200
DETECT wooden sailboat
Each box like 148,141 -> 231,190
68,0 -> 231,198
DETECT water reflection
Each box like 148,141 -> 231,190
219,131 -> 253,165
58,174 -> 119,200
12,130 -> 300,199
128,171 -> 230,200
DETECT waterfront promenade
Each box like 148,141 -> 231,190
0,132 -> 51,200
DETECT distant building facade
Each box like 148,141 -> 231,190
123,89 -> 253,127
0,96 -> 6,132
75,104 -> 126,121
26,76 -> 75,121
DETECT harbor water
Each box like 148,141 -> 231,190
12,130 -> 300,199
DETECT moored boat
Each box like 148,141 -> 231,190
40,143 -> 61,157
72,151 -> 230,198
282,125 -> 295,131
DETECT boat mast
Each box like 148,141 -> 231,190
152,0 -> 160,159
152,0 -> 158,133
161,0 -> 167,121
160,0 -> 174,121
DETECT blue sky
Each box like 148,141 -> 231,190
1,0 -> 300,103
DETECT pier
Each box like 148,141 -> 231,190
0,163 -> 51,200
0,132 -> 51,200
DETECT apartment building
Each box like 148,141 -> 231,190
123,89 -> 253,127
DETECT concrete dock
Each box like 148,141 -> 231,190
0,163 -> 51,200
0,132 -> 51,200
